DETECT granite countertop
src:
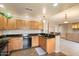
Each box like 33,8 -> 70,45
0,34 -> 23,39
29,33 -> 55,39
0,33 -> 55,39
39,34 -> 55,39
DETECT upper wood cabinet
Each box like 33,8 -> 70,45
7,19 -> 16,30
0,15 -> 7,30
23,20 -> 43,30
24,20 -> 30,29
16,19 -> 25,29
0,17 -> 43,30
28,21 -> 43,30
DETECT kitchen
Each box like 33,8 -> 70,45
0,3 -> 79,56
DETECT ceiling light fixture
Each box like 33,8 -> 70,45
0,4 -> 4,8
53,3 -> 58,6
64,13 -> 69,24
43,7 -> 46,14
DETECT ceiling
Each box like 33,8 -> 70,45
1,3 -> 79,24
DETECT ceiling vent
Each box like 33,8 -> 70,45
25,8 -> 32,11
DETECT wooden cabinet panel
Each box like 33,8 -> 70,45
39,36 -> 46,50
32,36 -> 39,47
16,19 -> 25,29
46,38 -> 55,54
7,19 -> 16,29
37,21 -> 43,30
0,15 -> 7,30
24,21 -> 31,29
8,37 -> 23,52
26,21 -> 43,30
39,36 -> 55,54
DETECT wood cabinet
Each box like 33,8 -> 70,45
0,17 -> 43,30
0,15 -> 7,30
24,20 -> 30,29
27,21 -> 43,30
39,36 -> 46,50
16,19 -> 25,29
8,37 -> 23,52
72,23 -> 79,30
32,36 -> 39,47
46,38 -> 55,54
33,21 -> 43,30
39,36 -> 55,54
0,15 -> 17,30
7,19 -> 16,30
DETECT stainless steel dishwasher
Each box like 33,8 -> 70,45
23,35 -> 31,49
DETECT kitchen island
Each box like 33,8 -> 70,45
29,33 -> 56,54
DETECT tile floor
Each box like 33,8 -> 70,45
10,48 -> 66,56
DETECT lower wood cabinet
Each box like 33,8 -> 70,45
46,38 -> 55,54
39,36 -> 46,50
8,37 -> 23,52
32,36 -> 39,47
39,36 -> 55,54
8,35 -> 55,54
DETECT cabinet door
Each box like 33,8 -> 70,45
24,20 -> 30,29
36,21 -> 43,30
46,38 -> 55,54
7,19 -> 16,29
32,36 -> 39,47
39,36 -> 46,50
29,21 -> 43,30
0,15 -> 6,29
8,37 -> 23,52
16,19 -> 25,29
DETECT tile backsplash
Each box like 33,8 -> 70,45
2,30 -> 42,35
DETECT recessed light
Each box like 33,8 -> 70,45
0,4 -> 4,8
53,3 -> 58,6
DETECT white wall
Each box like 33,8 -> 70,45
55,35 -> 60,53
60,39 -> 79,56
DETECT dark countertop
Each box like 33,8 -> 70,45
29,33 -> 55,39
0,34 -> 22,39
0,33 -> 56,40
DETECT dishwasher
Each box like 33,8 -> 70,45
23,36 -> 31,49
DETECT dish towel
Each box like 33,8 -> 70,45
35,47 -> 47,56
